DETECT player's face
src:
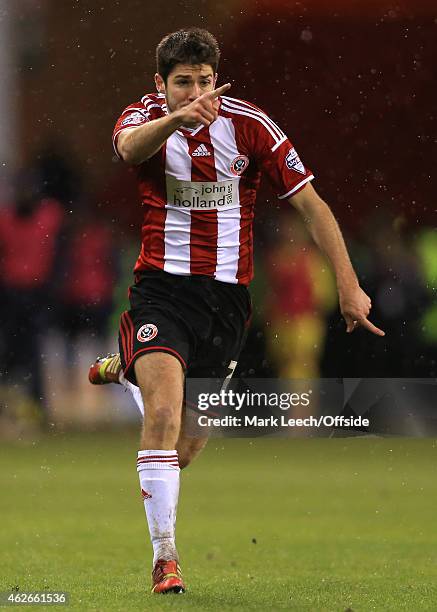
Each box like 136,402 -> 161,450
155,63 -> 217,113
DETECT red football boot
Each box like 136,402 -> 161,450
88,353 -> 122,385
151,559 -> 186,594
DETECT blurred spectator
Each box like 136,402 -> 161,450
0,170 -> 65,416
321,214 -> 427,376
34,138 -> 83,205
60,207 -> 116,346
45,202 -> 118,422
264,211 -> 336,378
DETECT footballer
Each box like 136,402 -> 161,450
89,28 -> 384,594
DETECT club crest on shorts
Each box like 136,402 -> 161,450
230,155 -> 249,176
285,147 -> 305,174
137,323 -> 158,343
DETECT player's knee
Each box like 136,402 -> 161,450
146,405 -> 180,432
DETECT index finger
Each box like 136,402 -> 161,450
359,317 -> 386,337
207,83 -> 231,99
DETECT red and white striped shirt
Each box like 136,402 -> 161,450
113,93 -> 314,285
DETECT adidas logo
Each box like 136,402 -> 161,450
192,144 -> 211,157
141,488 -> 152,499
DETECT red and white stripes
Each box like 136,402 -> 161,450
209,117 -> 242,283
113,92 -> 314,286
163,132 -> 193,277
188,129 -> 218,277
220,96 -> 287,152
137,450 -> 180,472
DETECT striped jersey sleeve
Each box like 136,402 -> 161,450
112,94 -> 166,159
220,96 -> 314,199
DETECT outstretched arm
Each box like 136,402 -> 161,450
117,83 -> 231,165
289,183 -> 385,336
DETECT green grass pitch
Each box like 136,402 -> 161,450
1,432 -> 437,610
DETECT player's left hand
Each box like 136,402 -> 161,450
339,285 -> 385,336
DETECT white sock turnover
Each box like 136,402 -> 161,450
137,450 -> 180,565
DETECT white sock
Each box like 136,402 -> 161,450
120,372 -> 145,416
137,450 -> 180,564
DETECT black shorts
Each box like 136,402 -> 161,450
118,270 -> 251,386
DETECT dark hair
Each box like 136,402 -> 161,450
156,28 -> 220,82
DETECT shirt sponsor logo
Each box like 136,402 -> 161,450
192,144 -> 211,157
230,155 -> 249,176
285,147 -> 305,174
166,176 -> 239,210
121,112 -> 147,126
137,323 -> 158,342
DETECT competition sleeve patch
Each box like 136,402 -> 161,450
112,94 -> 166,159
252,128 -> 314,200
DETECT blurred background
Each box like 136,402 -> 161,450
0,0 -> 436,432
